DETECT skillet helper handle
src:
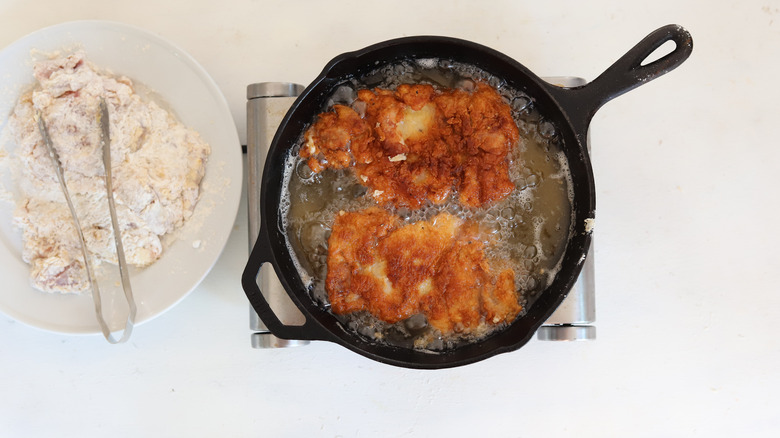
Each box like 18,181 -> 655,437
549,24 -> 693,137
241,228 -> 330,341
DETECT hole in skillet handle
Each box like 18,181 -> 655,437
546,24 -> 693,141
640,39 -> 677,67
241,225 -> 333,342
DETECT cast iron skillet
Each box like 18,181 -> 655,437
242,24 -> 693,369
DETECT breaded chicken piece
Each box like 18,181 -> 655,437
300,82 -> 519,209
326,208 -> 522,334
8,51 -> 210,294
300,104 -> 373,173
424,223 -> 520,332
435,84 -> 518,207
325,207 -> 401,318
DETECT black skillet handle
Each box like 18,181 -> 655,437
547,24 -> 693,140
241,227 -> 331,341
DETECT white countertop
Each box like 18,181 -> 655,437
2,1 -> 779,436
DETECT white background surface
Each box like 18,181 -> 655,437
1,0 -> 778,436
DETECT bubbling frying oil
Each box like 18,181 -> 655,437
280,59 -> 574,351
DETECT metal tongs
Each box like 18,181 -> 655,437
34,98 -> 136,343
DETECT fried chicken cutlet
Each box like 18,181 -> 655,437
300,82 -> 519,209
326,207 -> 522,334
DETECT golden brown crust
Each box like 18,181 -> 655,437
326,208 -> 522,334
302,82 -> 519,209
299,104 -> 373,173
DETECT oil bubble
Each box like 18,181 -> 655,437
396,207 -> 412,220
500,207 -> 515,220
350,184 -> 368,199
455,78 -> 476,92
539,120 -> 556,139
296,160 -> 315,180
487,76 -> 505,90
328,85 -> 357,106
511,95 -> 531,113
403,314 -> 429,334
300,221 -> 330,254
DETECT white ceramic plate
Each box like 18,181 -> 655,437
0,21 -> 242,334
